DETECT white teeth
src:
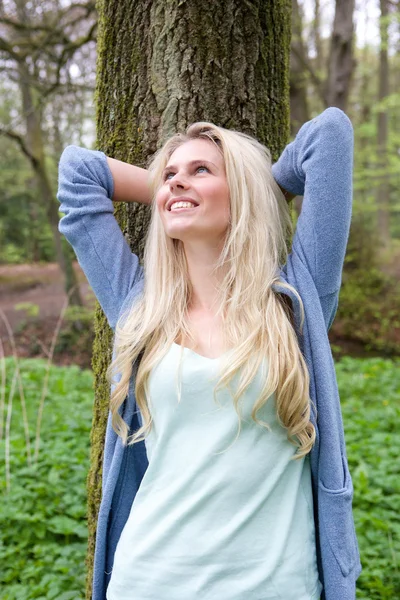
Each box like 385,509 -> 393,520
170,201 -> 197,211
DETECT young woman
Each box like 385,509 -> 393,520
57,107 -> 361,600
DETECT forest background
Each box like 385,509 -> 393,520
1,0 -> 400,362
0,0 -> 400,599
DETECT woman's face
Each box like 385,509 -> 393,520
155,138 -> 230,245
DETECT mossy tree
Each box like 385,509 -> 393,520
87,0 -> 291,597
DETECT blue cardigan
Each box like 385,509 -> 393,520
57,107 -> 362,600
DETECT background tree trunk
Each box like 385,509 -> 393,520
12,0 -> 83,305
0,0 -> 95,282
290,0 -> 310,135
325,0 -> 356,110
376,0 -> 391,249
87,0 -> 291,597
18,63 -> 83,306
290,0 -> 308,216
312,0 -> 323,73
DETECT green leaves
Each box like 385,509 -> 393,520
0,358 -> 93,600
47,516 -> 88,538
1,356 -> 399,598
336,261 -> 400,356
337,356 -> 400,598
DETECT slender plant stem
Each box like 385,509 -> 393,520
0,336 -> 6,441
18,366 -> 32,466
34,286 -> 76,464
0,308 -> 32,465
5,368 -> 18,493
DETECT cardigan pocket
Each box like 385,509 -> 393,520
318,456 -> 359,577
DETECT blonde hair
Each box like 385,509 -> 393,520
107,122 -> 315,459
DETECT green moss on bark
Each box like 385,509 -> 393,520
85,307 -> 112,599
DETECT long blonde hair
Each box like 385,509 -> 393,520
107,122 -> 315,459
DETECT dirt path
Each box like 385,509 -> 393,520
1,260 -> 398,368
0,262 -> 93,329
0,262 -> 95,368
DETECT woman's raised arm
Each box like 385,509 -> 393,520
57,146 -> 146,329
272,107 -> 354,327
106,156 -> 151,205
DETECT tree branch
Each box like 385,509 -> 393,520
0,3 -> 96,61
0,35 -> 22,62
41,21 -> 97,99
0,64 -> 20,77
0,1 -> 96,34
0,127 -> 38,166
0,16 -> 55,32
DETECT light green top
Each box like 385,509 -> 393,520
107,343 -> 322,600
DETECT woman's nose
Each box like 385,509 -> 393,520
169,173 -> 189,190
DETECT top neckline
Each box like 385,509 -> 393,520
172,342 -> 231,361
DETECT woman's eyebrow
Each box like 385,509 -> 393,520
162,159 -> 218,176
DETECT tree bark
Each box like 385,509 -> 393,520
325,0 -> 356,111
87,0 -> 291,597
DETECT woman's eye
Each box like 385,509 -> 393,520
164,165 -> 209,181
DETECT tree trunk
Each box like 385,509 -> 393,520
290,0 -> 308,217
17,71 -> 83,306
87,0 -> 291,597
13,0 -> 83,306
290,0 -> 310,135
376,0 -> 391,249
27,199 -> 40,262
312,0 -> 324,73
325,0 -> 356,110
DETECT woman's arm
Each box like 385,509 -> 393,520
106,156 -> 152,205
272,107 -> 354,304
57,146 -> 144,329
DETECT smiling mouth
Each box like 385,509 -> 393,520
167,197 -> 200,211
169,206 -> 199,212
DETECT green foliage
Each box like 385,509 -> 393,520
14,303 -> 40,318
13,305 -> 96,363
338,267 -> 400,355
303,40 -> 400,243
337,356 -> 400,598
55,306 -> 96,356
1,356 -> 400,598
0,132 -> 54,265
349,48 -> 400,242
335,217 -> 400,355
0,358 -> 94,600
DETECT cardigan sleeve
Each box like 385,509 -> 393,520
57,145 -> 143,330
272,107 -> 354,300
